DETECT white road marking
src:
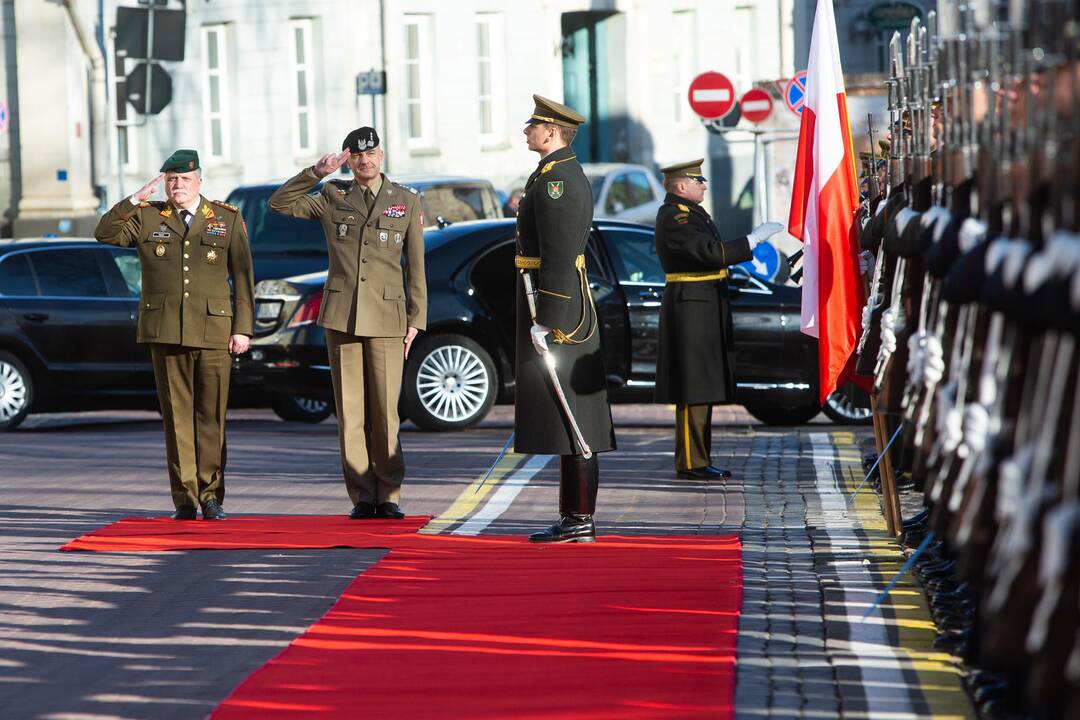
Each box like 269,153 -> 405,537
452,455 -> 554,536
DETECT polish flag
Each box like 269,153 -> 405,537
787,0 -> 863,404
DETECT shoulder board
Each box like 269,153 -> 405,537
677,204 -> 691,212
209,199 -> 238,213
393,182 -> 419,195
138,201 -> 164,209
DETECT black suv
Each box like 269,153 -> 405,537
235,219 -> 869,429
0,239 -> 157,430
226,175 -> 504,282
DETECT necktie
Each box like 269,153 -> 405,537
365,188 -> 376,215
181,210 -> 193,227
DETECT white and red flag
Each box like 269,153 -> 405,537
787,0 -> 863,404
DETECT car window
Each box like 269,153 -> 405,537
106,250 -> 142,297
28,249 -> 110,297
605,174 -> 630,215
603,228 -> 665,284
422,186 -> 487,224
0,253 -> 36,296
588,174 -> 605,200
625,172 -> 655,207
231,190 -> 327,254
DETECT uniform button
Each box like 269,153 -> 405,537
183,266 -> 189,271
360,276 -> 366,281
184,253 -> 189,259
184,278 -> 190,284
362,258 -> 367,263
363,240 -> 369,245
184,240 -> 190,246
184,292 -> 189,297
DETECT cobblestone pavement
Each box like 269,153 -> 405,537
0,405 -> 974,719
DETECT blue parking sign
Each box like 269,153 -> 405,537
738,241 -> 782,282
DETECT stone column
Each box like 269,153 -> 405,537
11,0 -> 100,237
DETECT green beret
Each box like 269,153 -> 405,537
526,94 -> 586,128
160,149 -> 200,173
660,159 -> 707,182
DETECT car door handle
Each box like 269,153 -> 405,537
638,290 -> 660,300
22,312 -> 48,322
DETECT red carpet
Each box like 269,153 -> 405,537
213,534 -> 741,720
59,515 -> 432,552
60,519 -> 741,718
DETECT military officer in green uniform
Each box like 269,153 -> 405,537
269,128 -> 426,521
95,149 -> 254,520
654,159 -> 783,479
516,95 -> 616,543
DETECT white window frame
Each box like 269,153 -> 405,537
403,14 -> 435,148
672,10 -> 695,127
289,19 -> 317,156
475,13 -> 506,144
200,24 -> 231,162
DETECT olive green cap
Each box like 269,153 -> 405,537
526,94 -> 586,128
160,149 -> 200,173
660,158 -> 707,182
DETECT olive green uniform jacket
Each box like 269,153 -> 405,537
654,192 -> 752,405
513,146 -> 615,456
94,196 -> 255,347
268,169 -> 426,337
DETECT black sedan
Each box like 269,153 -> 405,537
0,239 -> 158,430
235,219 -> 868,429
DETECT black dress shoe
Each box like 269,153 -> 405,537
349,501 -> 377,519
529,514 -> 595,543
171,506 -> 197,520
706,465 -> 732,478
376,502 -> 405,519
676,467 -> 716,479
201,500 -> 226,521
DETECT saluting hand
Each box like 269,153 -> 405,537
404,327 -> 419,359
133,174 -> 164,203
313,150 -> 351,178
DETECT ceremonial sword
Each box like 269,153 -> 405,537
520,269 -> 593,460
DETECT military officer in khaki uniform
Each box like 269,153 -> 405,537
654,159 -> 782,479
95,149 -> 254,520
269,128 -> 426,520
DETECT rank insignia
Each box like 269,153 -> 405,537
154,244 -> 166,257
547,181 -> 564,199
383,204 -> 407,219
206,248 -> 219,264
206,220 -> 228,237
338,224 -> 349,238
394,232 -> 402,244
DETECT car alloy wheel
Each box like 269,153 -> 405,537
416,344 -> 492,424
270,394 -> 334,424
823,381 -> 873,425
0,352 -> 32,431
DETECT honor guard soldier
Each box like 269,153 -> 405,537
269,128 -> 426,521
516,95 -> 616,543
95,149 -> 255,520
653,159 -> 783,479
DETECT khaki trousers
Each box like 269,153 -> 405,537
325,329 -> 405,505
150,344 -> 231,509
675,403 -> 712,471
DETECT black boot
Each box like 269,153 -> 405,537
529,454 -> 599,543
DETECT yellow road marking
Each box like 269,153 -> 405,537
420,451 -> 527,535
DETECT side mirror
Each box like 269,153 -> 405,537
436,215 -> 452,229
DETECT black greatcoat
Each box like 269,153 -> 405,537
654,192 -> 753,406
514,146 -> 616,455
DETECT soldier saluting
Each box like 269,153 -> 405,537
515,95 -> 616,543
269,128 -> 426,521
654,159 -> 782,479
95,149 -> 255,520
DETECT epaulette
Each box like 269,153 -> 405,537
396,183 -> 419,195
210,199 -> 239,213
327,178 -> 351,195
138,201 -> 164,208
677,203 -> 690,212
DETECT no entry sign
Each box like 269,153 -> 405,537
688,72 -> 735,120
785,71 -> 808,116
739,88 -> 773,124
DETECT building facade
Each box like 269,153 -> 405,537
0,0 -> 929,241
